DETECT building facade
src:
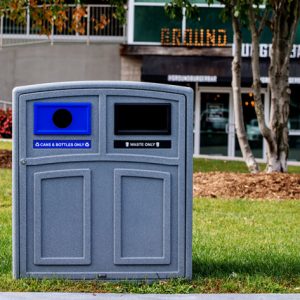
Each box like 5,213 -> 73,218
121,0 -> 300,162
1,1 -> 299,161
0,2 -> 124,103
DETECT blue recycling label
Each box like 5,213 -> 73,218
33,140 -> 91,149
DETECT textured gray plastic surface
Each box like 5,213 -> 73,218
12,81 -> 193,280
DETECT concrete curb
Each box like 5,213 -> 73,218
0,294 -> 299,300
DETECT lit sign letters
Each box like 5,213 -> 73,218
161,28 -> 227,47
233,43 -> 300,58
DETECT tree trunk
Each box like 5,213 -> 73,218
248,0 -> 300,172
268,23 -> 290,172
248,3 -> 277,171
232,15 -> 259,173
267,0 -> 299,172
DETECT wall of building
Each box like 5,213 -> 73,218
120,56 -> 142,81
0,43 -> 121,101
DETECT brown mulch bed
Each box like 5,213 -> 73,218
194,172 -> 300,200
1,150 -> 300,200
0,150 -> 12,169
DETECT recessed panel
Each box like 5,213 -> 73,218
34,169 -> 91,265
114,169 -> 171,265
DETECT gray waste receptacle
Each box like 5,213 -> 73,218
12,81 -> 193,280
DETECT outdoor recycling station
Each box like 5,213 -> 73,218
12,81 -> 193,280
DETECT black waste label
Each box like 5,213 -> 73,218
114,140 -> 171,149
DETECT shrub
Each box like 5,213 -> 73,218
0,108 -> 12,139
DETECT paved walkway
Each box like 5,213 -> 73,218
0,294 -> 299,300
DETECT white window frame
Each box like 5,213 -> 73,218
193,85 -> 269,160
194,86 -> 234,157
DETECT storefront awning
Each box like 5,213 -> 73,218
141,56 -> 300,85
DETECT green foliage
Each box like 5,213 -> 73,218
165,0 -> 199,20
109,0 -> 127,25
0,0 -> 27,20
0,0 -> 115,34
163,0 -> 274,32
0,141 -> 12,151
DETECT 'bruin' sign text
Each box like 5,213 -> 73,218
161,28 -> 227,47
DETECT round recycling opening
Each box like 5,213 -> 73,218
52,108 -> 73,128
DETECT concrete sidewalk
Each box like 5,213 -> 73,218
0,294 -> 299,300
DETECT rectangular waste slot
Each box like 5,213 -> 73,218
13,81 -> 193,280
114,103 -> 171,135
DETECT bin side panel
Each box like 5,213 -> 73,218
185,89 -> 194,279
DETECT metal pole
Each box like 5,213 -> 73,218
26,6 -> 30,35
182,7 -> 186,44
87,5 -> 90,45
75,4 -> 79,37
51,19 -> 54,45
123,23 -> 126,42
0,15 -> 4,49
194,82 -> 201,155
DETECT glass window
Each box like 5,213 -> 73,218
235,93 -> 264,158
289,87 -> 300,130
200,92 -> 229,156
289,136 -> 300,161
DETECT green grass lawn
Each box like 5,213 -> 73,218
193,158 -> 300,174
0,140 -> 12,151
0,168 -> 299,293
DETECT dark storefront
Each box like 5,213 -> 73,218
121,0 -> 300,161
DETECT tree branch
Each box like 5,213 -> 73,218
284,0 -> 300,67
248,0 -> 273,146
248,0 -> 258,36
231,9 -> 259,172
258,7 -> 271,35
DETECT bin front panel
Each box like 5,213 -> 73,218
20,162 -> 184,279
13,82 -> 193,280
